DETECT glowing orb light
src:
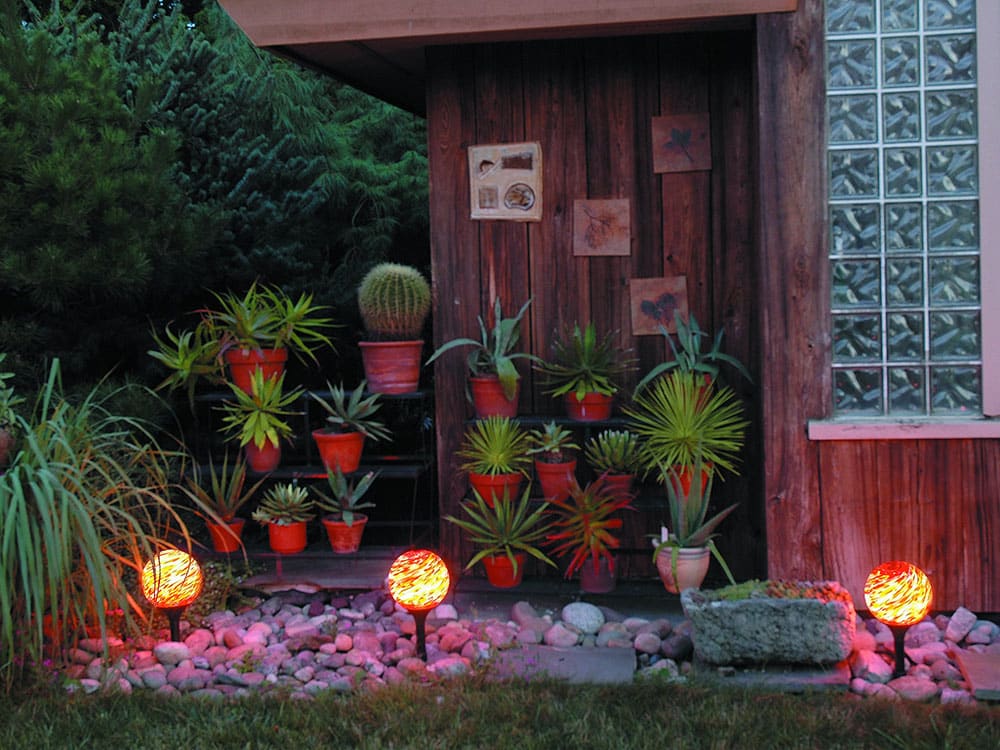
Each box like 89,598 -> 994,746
141,550 -> 203,641
864,561 -> 933,677
387,549 -> 450,658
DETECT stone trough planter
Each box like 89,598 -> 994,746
681,581 -> 856,666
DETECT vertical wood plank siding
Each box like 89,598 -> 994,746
428,33 -> 762,581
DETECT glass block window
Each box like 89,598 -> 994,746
826,0 -> 981,416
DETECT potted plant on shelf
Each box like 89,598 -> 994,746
651,456 -> 738,594
457,415 -> 532,505
583,429 -> 642,499
181,452 -> 265,553
251,482 -> 316,554
546,474 -> 636,594
426,297 -> 540,418
148,281 -> 336,398
218,369 -> 303,473
535,322 -> 635,421
314,467 -> 378,554
310,380 -> 390,474
634,310 -> 751,395
527,421 -> 580,502
445,485 -> 556,588
0,353 -> 24,470
624,371 -> 748,492
357,262 -> 432,394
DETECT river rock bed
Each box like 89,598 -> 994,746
61,589 -> 998,704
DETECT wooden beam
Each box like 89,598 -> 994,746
219,0 -> 798,47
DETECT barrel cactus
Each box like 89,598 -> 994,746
357,263 -> 431,340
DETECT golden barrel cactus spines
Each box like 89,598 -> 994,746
357,263 -> 431,340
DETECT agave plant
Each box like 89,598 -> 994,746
310,380 -> 390,442
584,429 -> 641,475
546,474 -> 636,578
535,322 -> 635,400
251,482 -> 316,526
457,415 -> 532,476
426,297 -> 541,401
624,372 -> 748,481
445,485 -> 556,576
313,467 -> 378,527
526,421 -> 580,463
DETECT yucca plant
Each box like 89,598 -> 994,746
0,361 -> 199,692
457,415 -> 532,476
527,421 -> 580,463
546,474 -> 636,578
251,483 -> 316,526
624,372 -> 748,481
314,468 -> 378,527
535,322 -> 635,400
445,485 -> 556,577
426,297 -> 541,401
180,452 -> 264,523
310,380 -> 390,442
218,369 -> 303,449
584,429 -> 641,475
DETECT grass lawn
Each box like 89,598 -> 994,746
1,676 -> 997,749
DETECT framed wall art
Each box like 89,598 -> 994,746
651,113 -> 712,173
629,276 -> 689,335
468,142 -> 543,221
572,199 -> 631,256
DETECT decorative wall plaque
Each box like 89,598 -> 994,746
629,276 -> 689,335
468,142 -> 543,221
651,113 -> 712,173
572,199 -> 631,256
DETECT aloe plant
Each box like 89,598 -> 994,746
426,297 -> 540,401
457,415 -> 532,476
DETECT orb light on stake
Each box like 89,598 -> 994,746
141,549 -> 204,642
863,560 -> 932,678
387,549 -> 450,659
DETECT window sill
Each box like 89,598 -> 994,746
807,418 -> 1000,441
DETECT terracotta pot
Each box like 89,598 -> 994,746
468,471 -> 523,506
359,340 -> 423,394
312,429 -> 365,474
483,552 -> 526,588
564,391 -> 613,421
245,439 -> 281,473
470,375 -> 519,418
534,459 -> 577,501
601,472 -> 635,500
655,546 -> 711,594
669,465 -> 710,497
267,521 -> 308,554
322,514 -> 368,554
224,347 -> 288,394
206,518 -> 245,553
579,555 -> 616,594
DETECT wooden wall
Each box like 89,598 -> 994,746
426,30 -> 765,582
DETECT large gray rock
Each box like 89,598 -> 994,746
681,584 -> 856,665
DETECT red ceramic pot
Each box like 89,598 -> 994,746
470,376 -> 519,418
483,552 -> 526,588
564,392 -> 613,421
245,440 -> 281,473
579,555 -> 616,594
322,514 -> 368,554
206,518 -> 245,553
468,472 -> 523,506
534,459 -> 577,502
312,429 -> 365,474
267,521 -> 308,554
359,340 -> 423,394
224,348 -> 288,394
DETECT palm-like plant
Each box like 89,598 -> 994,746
251,483 -> 316,526
546,474 -> 635,578
624,372 -> 748,481
314,468 -> 378,527
536,322 -> 635,400
457,415 -> 532,476
635,311 -> 751,395
218,369 -> 303,449
445,485 -> 556,576
584,429 -> 641,475
426,297 -> 540,401
310,380 -> 390,442
527,421 -> 580,463
180,452 -> 264,523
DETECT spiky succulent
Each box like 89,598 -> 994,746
357,263 -> 432,340
526,421 -> 580,463
310,380 -> 390,442
584,429 -> 641,475
251,483 -> 316,526
457,415 -> 532,476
